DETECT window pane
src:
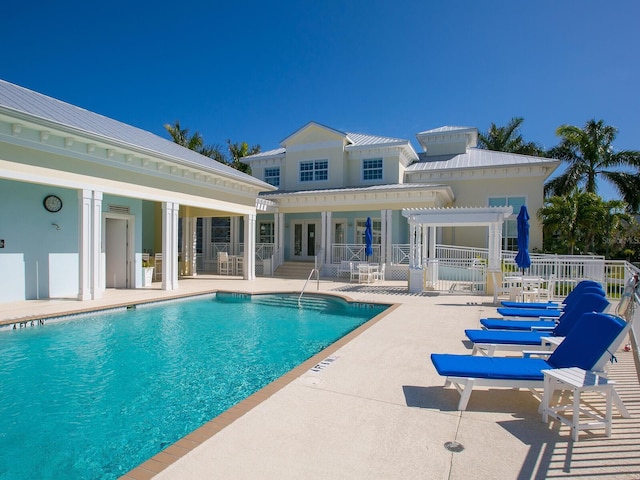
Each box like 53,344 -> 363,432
264,167 -> 280,187
300,160 -> 328,182
258,222 -> 274,243
363,158 -> 383,180
211,217 -> 230,243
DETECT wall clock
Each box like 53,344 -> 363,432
43,195 -> 63,213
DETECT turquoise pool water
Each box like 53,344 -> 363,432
0,293 -> 387,480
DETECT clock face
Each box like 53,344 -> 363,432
43,195 -> 63,213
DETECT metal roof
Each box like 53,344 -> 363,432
243,124 -> 418,162
345,132 -> 411,148
261,182 -> 449,197
407,148 -> 560,172
416,126 -> 476,136
0,79 -> 271,188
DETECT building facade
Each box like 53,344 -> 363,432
0,79 -> 274,304
241,122 -> 560,279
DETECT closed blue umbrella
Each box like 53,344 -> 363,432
514,205 -> 531,272
364,217 -> 373,260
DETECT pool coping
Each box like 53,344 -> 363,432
119,298 -> 401,480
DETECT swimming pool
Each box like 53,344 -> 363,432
0,293 -> 388,480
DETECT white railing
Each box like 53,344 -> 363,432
332,244 -> 381,264
255,243 -> 275,261
392,245 -> 410,265
631,287 -> 640,379
212,243 -> 230,254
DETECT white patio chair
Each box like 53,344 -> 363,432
349,262 -> 359,283
372,263 -> 386,281
154,253 -> 162,280
218,252 -> 232,275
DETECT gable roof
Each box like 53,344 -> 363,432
0,79 -> 271,188
242,121 -> 418,162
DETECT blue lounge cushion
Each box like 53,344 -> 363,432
500,300 -> 560,309
480,318 -> 556,330
500,281 -> 604,310
496,307 -> 563,318
465,329 -> 548,346
431,354 -> 551,380
551,294 -> 609,337
547,312 -> 625,370
482,293 -> 609,334
431,312 -> 625,382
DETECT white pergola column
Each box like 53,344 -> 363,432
161,202 -> 179,290
277,212 -> 285,267
429,226 -> 437,260
78,189 -> 102,300
488,222 -> 503,271
243,213 -> 256,280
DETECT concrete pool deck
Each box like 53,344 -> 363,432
2,276 -> 639,479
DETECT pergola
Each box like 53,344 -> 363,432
401,206 -> 514,293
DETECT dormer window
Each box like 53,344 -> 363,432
363,158 -> 383,181
300,160 -> 328,182
264,167 -> 280,187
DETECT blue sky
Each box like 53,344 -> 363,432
2,1 -> 639,199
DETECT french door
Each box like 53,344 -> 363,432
292,221 -> 319,260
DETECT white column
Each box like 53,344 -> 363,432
161,202 -> 179,290
278,212 -> 285,266
488,222 -> 503,271
384,210 -> 393,265
230,216 -> 240,255
322,211 -> 332,265
181,217 -> 197,277
78,190 -> 92,300
244,213 -> 256,280
421,224 -> 428,265
91,191 -> 103,299
408,219 -> 417,268
429,226 -> 437,260
78,190 -> 102,300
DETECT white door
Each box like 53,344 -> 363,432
105,218 -> 129,288
292,221 -> 320,260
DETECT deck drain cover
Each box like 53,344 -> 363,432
444,441 -> 464,453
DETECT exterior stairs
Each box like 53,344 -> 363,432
272,261 -> 316,279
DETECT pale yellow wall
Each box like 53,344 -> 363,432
282,124 -> 348,190
434,175 -> 545,250
344,152 -> 402,186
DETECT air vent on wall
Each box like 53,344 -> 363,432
108,205 -> 131,215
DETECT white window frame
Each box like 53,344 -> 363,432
258,221 -> 275,243
488,196 -> 526,251
362,158 -> 383,181
264,167 -> 280,187
299,159 -> 328,183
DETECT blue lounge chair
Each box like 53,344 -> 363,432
430,312 -> 629,411
500,280 -> 602,309
466,293 -> 610,355
480,289 -> 608,331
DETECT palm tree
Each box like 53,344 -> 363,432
545,119 -> 640,210
164,120 -> 225,161
477,117 -> 544,155
226,140 -> 260,175
598,199 -> 634,257
538,190 -> 601,254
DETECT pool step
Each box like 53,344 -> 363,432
251,294 -> 332,311
272,261 -> 316,279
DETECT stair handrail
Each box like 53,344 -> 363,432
298,268 -> 320,307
